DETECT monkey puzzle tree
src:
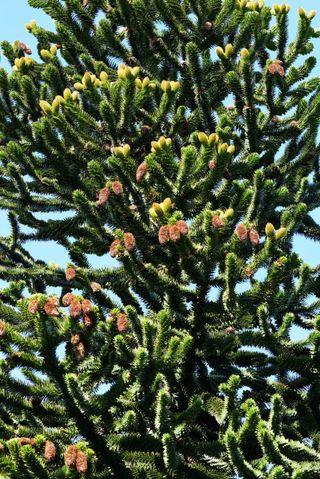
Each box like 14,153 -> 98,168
0,0 -> 320,477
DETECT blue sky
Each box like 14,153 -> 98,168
0,0 -> 319,271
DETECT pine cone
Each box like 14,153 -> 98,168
111,181 -> 123,195
19,41 -> 27,50
211,215 -> 225,228
90,281 -> 102,292
70,299 -> 82,318
44,440 -> 56,462
117,313 -> 129,332
249,227 -> 260,245
225,326 -> 236,334
109,239 -> 121,258
136,161 -> 148,182
176,220 -> 189,235
75,342 -> 85,360
235,223 -> 247,241
83,313 -> 93,327
75,450 -> 88,474
124,232 -> 136,252
44,297 -> 60,316
19,42 -> 32,54
96,187 -> 110,206
28,299 -> 39,314
208,160 -> 216,170
169,224 -> 181,242
268,59 -> 285,76
62,292 -> 74,306
65,267 -> 76,281
19,437 -> 36,447
64,444 -> 77,467
158,225 -> 170,245
81,299 -> 92,314
71,333 -> 81,345
0,320 -> 5,338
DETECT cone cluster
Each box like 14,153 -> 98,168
158,220 -> 189,244
109,232 -> 136,258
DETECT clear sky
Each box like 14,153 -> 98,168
0,0 -> 319,271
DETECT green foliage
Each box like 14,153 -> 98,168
0,0 -> 319,477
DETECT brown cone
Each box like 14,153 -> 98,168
75,342 -> 85,360
176,220 -> 189,235
19,42 -> 31,54
44,440 -> 56,462
83,313 -> 93,327
75,450 -> 88,473
28,299 -> 39,314
268,60 -> 285,76
96,187 -> 110,206
44,297 -> 60,316
225,326 -> 236,334
158,225 -> 170,245
65,267 -> 76,281
111,181 -> 123,195
249,227 -> 260,246
124,232 -> 136,252
90,281 -> 102,292
64,444 -> 77,467
70,299 -> 82,318
19,437 -> 36,447
19,41 -> 27,51
62,292 -> 74,306
71,334 -> 81,345
212,215 -> 225,228
136,161 -> 148,182
117,313 -> 129,332
235,224 -> 247,241
109,239 -> 121,258
81,299 -> 92,314
169,224 -> 181,242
